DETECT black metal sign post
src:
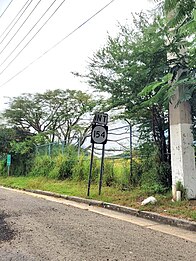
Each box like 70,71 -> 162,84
87,112 -> 108,197
99,143 -> 105,195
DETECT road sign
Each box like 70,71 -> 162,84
91,124 -> 108,144
88,112 -> 109,196
7,154 -> 11,166
93,112 -> 108,126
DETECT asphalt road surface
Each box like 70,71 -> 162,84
0,187 -> 196,261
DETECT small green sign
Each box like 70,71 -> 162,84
7,154 -> 11,166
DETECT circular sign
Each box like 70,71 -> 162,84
91,125 -> 108,144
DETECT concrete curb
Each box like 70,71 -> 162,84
23,188 -> 196,232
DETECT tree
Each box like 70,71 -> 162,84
81,13 -> 174,187
0,127 -> 16,155
161,0 -> 195,28
0,126 -> 33,155
3,89 -> 96,144
151,0 -> 196,139
0,125 -> 35,176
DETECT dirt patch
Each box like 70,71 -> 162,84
0,212 -> 14,243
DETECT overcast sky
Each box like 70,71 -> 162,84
0,0 -> 155,112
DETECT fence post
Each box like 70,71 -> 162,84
48,143 -> 51,157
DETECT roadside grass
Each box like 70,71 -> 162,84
0,176 -> 195,221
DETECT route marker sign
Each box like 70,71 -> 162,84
91,124 -> 108,144
93,112 -> 108,125
88,112 -> 109,197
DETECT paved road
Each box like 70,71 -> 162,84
0,187 -> 196,261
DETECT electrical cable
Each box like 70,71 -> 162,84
108,136 -> 129,142
108,131 -> 129,135
0,0 -> 14,19
0,0 -> 42,58
109,125 -> 130,131
0,0 -> 66,76
0,0 -> 33,44
0,0 -> 115,88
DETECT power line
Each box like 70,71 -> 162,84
0,0 -> 115,88
0,0 -> 33,44
0,0 -> 66,76
108,131 -> 129,135
0,0 -> 14,19
108,136 -> 129,142
109,125 -> 130,131
0,0 -> 42,59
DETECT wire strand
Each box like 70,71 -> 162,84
0,0 -> 14,19
0,0 -> 33,44
0,0 -> 42,60
0,0 -> 66,76
0,0 -> 115,88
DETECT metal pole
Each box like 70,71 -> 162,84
129,123 -> 133,184
8,165 -> 10,176
48,143 -> 51,157
99,143 -> 105,195
87,142 -> 95,197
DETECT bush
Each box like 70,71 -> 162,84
111,158 -> 142,190
57,155 -> 76,179
29,146 -> 78,180
103,159 -> 116,186
29,155 -> 54,177
73,154 -> 89,181
0,159 -> 7,176
141,183 -> 167,195
89,158 -> 100,183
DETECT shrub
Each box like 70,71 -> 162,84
57,156 -> 76,180
141,183 -> 167,195
29,146 -> 78,180
73,154 -> 89,181
29,155 -> 54,177
103,159 -> 116,186
0,159 -> 7,176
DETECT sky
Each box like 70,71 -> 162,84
0,0 -> 155,112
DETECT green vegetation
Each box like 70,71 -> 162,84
0,1 -> 195,222
0,147 -> 195,222
0,176 -> 195,221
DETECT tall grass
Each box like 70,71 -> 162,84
0,144 -> 168,194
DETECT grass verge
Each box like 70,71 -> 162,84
0,176 -> 195,221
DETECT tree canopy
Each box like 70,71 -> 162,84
2,89 -> 96,145
76,4 -> 196,186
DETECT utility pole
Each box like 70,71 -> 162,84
168,32 -> 196,199
169,75 -> 196,199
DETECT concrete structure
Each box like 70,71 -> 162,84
169,69 -> 196,199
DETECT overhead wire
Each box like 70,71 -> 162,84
0,0 -> 66,76
0,0 -> 14,19
0,0 -> 33,45
0,0 -> 42,59
0,0 -> 116,88
109,125 -> 130,131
